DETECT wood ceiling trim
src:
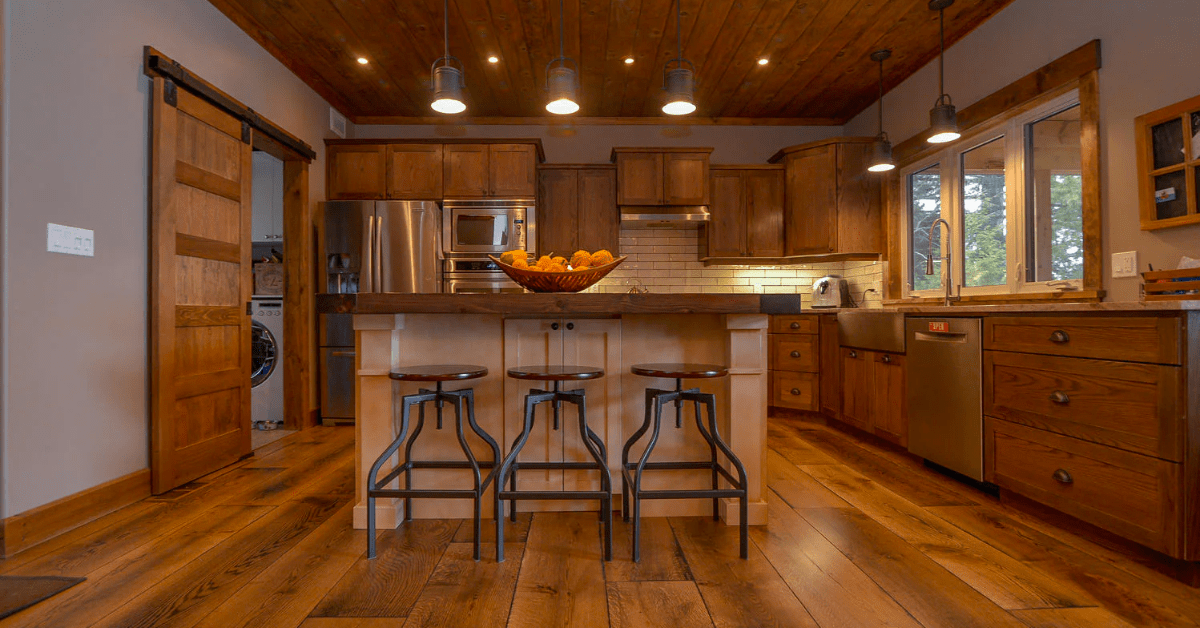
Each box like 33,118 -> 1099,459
351,115 -> 843,126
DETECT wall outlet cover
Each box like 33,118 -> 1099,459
47,223 -> 94,257
1112,250 -> 1138,278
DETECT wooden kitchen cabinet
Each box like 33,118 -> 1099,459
612,147 -> 712,206
768,315 -> 820,412
327,143 -> 387,199
819,315 -> 840,417
839,347 -> 907,446
443,144 -> 490,197
705,166 -> 784,259
538,165 -> 619,256
444,143 -> 538,198
770,138 -> 882,257
386,144 -> 443,199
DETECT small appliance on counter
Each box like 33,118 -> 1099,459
812,275 -> 853,309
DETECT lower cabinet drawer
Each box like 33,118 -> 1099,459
985,418 -> 1181,557
772,372 -> 817,411
772,335 -> 819,372
771,315 -> 819,335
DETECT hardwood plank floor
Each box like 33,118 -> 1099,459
1,419 -> 1197,628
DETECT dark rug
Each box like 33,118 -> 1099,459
0,575 -> 86,619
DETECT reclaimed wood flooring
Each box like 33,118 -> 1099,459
2,417 -> 1198,628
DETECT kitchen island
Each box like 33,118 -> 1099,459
317,293 -> 798,530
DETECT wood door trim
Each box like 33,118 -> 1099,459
175,233 -> 240,264
176,160 -> 241,201
176,305 -> 241,327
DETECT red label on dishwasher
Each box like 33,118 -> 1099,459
928,321 -> 949,333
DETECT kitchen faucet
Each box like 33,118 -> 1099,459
925,218 -> 958,306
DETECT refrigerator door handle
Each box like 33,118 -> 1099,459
374,211 -> 384,292
361,212 -> 376,294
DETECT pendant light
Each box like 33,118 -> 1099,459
430,0 -> 466,114
868,49 -> 895,173
927,0 -> 960,143
662,0 -> 696,116
545,0 -> 579,114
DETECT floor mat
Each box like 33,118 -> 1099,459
0,575 -> 85,619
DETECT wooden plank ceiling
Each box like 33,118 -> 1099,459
208,0 -> 1013,124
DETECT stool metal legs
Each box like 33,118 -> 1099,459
621,386 -> 749,561
494,382 -> 613,563
366,383 -> 501,561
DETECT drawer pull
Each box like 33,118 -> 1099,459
790,388 -> 801,396
790,350 -> 801,358
790,322 -> 801,330
849,350 -> 858,358
1049,390 -> 1070,404
1052,468 -> 1073,485
551,322 -> 560,331
882,355 -> 892,364
1049,330 -> 1070,344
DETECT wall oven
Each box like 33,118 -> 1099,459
442,199 -> 535,257
443,258 -> 526,294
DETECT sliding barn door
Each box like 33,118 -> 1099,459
149,76 -> 253,493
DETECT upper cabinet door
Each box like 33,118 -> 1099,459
576,168 -> 619,254
784,145 -> 837,255
537,168 -> 580,256
386,144 -> 443,199
327,144 -> 387,200
707,170 -> 747,258
663,152 -> 709,205
489,144 -> 537,197
443,144 -> 490,197
834,143 -> 883,255
616,152 -> 664,205
745,169 -> 785,257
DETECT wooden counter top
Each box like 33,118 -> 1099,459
317,293 -> 797,315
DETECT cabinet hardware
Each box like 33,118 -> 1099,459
1049,330 -> 1070,343
789,321 -> 801,330
1052,468 -> 1073,484
882,355 -> 891,364
566,322 -> 574,331
790,388 -> 801,396
1049,390 -> 1070,404
551,322 -> 560,331
849,350 -> 857,358
790,351 -> 801,358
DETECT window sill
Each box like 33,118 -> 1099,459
884,290 -> 1105,307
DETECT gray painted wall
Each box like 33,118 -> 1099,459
2,0 -> 334,516
351,124 -> 844,165
843,0 -> 1200,302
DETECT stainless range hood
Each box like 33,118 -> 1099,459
620,205 -> 710,228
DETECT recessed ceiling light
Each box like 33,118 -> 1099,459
624,57 -> 634,65
487,56 -> 499,64
356,57 -> 369,65
757,57 -> 769,66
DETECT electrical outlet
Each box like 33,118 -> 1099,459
1112,250 -> 1138,278
47,223 -> 94,257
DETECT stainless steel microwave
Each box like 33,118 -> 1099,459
441,199 -> 535,257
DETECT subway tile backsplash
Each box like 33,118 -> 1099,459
588,226 -> 884,308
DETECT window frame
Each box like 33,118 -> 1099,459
900,90 -> 1084,299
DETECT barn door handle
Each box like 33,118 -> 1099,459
1049,330 -> 1070,343
1049,391 -> 1070,404
1052,469 -> 1073,484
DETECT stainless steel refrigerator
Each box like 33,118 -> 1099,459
319,200 -> 441,424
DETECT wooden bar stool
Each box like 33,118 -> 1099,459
366,364 -> 500,561
495,365 -> 612,562
622,363 -> 749,561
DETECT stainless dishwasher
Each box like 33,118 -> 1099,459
906,317 -> 984,481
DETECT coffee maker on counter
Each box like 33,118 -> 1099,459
812,275 -> 853,309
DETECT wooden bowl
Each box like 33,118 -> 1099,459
488,255 -> 626,293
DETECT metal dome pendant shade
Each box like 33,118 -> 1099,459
545,0 -> 579,115
868,49 -> 895,173
430,0 -> 465,114
927,0 -> 960,143
662,0 -> 696,115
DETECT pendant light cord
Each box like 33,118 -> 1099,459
938,6 -> 946,104
559,0 -> 565,59
444,0 -> 449,62
676,0 -> 682,64
878,58 -> 884,137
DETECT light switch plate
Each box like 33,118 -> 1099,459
47,223 -> 94,257
1112,250 -> 1138,278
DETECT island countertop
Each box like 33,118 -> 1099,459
318,292 -> 807,315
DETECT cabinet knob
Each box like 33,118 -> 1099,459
790,388 -> 801,396
882,355 -> 891,364
849,350 -> 858,359
551,322 -> 560,331
1049,390 -> 1070,404
790,351 -> 801,359
790,322 -> 800,330
1052,468 -> 1073,484
566,322 -> 575,331
1049,330 -> 1070,344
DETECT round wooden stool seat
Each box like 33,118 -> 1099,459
389,364 -> 488,382
506,365 -> 605,381
630,363 -> 728,379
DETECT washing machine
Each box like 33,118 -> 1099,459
251,297 -> 284,428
